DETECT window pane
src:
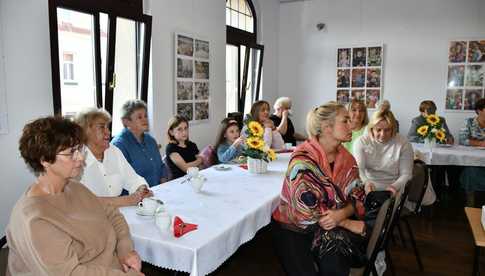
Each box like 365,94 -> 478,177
239,13 -> 246,32
226,45 -> 238,113
226,9 -> 231,25
246,16 -> 253,33
230,0 -> 237,10
57,8 -> 96,117
226,0 -> 230,8
111,17 -> 139,135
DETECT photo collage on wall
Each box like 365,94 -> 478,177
446,40 -> 485,111
336,45 -> 383,109
175,33 -> 210,122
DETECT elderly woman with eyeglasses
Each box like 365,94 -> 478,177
6,116 -> 144,275
75,107 -> 152,207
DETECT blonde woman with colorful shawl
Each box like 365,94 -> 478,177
272,102 -> 366,276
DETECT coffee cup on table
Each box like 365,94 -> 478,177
285,143 -> 293,150
187,167 -> 199,177
137,198 -> 158,215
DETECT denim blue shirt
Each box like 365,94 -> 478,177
111,128 -> 166,187
217,142 -> 242,163
459,117 -> 485,146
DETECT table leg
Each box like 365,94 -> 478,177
473,246 -> 480,276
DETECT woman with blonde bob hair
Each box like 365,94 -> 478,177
343,99 -> 369,155
354,105 -> 413,195
272,102 -> 366,276
75,107 -> 153,207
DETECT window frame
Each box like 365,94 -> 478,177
48,0 -> 151,116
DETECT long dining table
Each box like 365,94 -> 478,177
119,153 -> 292,276
411,143 -> 485,167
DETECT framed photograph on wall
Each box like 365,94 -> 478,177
445,39 -> 485,111
336,44 -> 384,108
174,33 -> 210,122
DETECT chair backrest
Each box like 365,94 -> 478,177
0,236 -> 8,276
406,159 -> 428,213
162,155 -> 173,181
364,197 -> 395,275
199,145 -> 216,168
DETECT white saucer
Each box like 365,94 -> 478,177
437,144 -> 453,148
214,165 -> 232,171
136,208 -> 161,216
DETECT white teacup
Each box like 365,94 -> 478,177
187,167 -> 199,178
190,175 -> 205,193
285,143 -> 293,150
137,198 -> 159,215
155,208 -> 172,232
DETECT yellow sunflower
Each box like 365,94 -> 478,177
417,125 -> 429,136
426,114 -> 440,126
435,129 -> 446,142
267,149 -> 277,161
246,136 -> 264,149
248,121 -> 264,137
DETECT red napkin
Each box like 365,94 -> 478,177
173,216 -> 198,238
239,164 -> 248,170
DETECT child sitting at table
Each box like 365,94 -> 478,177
166,115 -> 203,179
215,118 -> 244,163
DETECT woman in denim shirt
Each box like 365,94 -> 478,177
458,98 -> 485,205
112,100 -> 167,186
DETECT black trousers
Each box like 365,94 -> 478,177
271,221 -> 350,276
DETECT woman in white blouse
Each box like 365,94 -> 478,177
75,108 -> 153,207
353,105 -> 414,195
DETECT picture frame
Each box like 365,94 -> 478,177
174,32 -> 210,123
336,44 -> 384,108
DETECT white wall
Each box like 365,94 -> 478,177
278,0 -> 485,139
0,0 -> 54,233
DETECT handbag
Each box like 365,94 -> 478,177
364,190 -> 391,230
312,227 -> 367,267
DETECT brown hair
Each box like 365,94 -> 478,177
19,116 -> 84,174
306,101 -> 346,138
250,100 -> 270,123
368,109 -> 398,138
347,99 -> 369,126
418,100 -> 437,114
166,115 -> 189,144
475,98 -> 485,114
214,118 -> 239,152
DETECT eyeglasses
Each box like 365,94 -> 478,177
57,145 -> 86,160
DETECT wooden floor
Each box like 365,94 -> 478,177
142,191 -> 482,276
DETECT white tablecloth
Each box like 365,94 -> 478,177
120,153 -> 291,276
412,143 -> 485,167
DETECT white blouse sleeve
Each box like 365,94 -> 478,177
271,130 -> 285,150
263,127 -> 273,148
113,146 -> 148,194
353,136 -> 370,184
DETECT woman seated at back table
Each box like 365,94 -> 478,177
112,99 -> 167,186
343,99 -> 369,155
407,100 -> 455,200
75,108 -> 152,207
272,102 -> 366,276
354,105 -> 414,195
270,97 -> 307,146
243,100 -> 285,150
459,98 -> 485,205
407,100 -> 454,144
7,116 -> 143,275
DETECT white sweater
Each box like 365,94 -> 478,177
353,134 -> 414,192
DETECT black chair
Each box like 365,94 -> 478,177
0,235 -> 8,276
350,197 -> 396,276
393,159 -> 428,272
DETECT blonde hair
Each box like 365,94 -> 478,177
74,107 -> 111,138
368,108 -> 398,138
347,99 -> 369,126
274,97 -> 292,110
306,101 -> 345,138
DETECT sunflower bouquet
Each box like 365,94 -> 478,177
242,119 -> 276,162
416,114 -> 447,143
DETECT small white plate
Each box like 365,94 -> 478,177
214,165 -> 232,171
136,208 -> 162,217
437,144 -> 453,148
